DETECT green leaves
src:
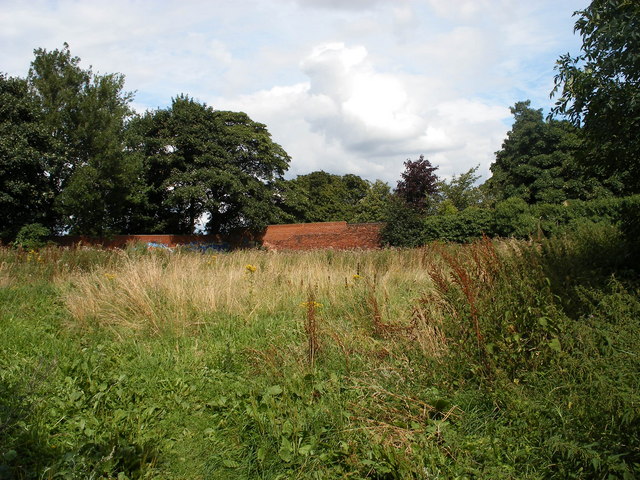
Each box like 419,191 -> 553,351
278,171 -> 373,224
552,0 -> 640,195
486,100 -> 593,205
0,74 -> 57,241
128,96 -> 291,234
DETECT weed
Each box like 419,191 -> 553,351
1,226 -> 638,478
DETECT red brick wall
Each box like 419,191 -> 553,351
261,222 -> 383,250
53,222 -> 384,251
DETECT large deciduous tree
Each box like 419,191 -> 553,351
28,43 -> 137,235
0,74 -> 55,241
552,0 -> 640,195
486,101 -> 605,204
127,95 -> 290,234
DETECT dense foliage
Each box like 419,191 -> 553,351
394,155 -> 439,211
0,74 -> 55,240
0,45 -> 291,242
383,194 -> 640,249
278,171 -> 369,223
1,224 -> 638,478
485,101 -> 603,204
125,95 -> 291,234
552,0 -> 640,195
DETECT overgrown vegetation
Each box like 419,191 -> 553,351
383,194 -> 640,251
1,223 -> 638,478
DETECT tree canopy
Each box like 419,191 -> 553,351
0,45 -> 293,241
277,171 -> 372,224
27,43 -> 137,236
485,100 -> 609,204
552,0 -> 640,195
395,155 -> 439,211
126,95 -> 291,234
0,74 -> 55,240
436,165 -> 483,213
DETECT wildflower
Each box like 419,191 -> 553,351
103,273 -> 117,280
300,301 -> 323,309
245,264 -> 257,274
352,274 -> 362,280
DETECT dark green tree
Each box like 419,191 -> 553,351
28,43 -> 137,235
126,95 -> 290,234
486,101 -> 599,204
279,171 -> 370,223
552,0 -> 640,195
353,180 -> 392,223
0,74 -> 56,241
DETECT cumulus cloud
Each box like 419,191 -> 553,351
217,42 -> 511,184
293,0 -> 387,10
1,0 -> 586,185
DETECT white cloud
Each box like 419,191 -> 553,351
1,0 -> 588,186
215,42 -> 512,184
293,0 -> 387,10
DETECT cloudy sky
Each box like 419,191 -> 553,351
1,0 -> 588,185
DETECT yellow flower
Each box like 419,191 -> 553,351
245,264 -> 257,273
352,274 -> 362,280
300,301 -> 323,309
103,273 -> 117,280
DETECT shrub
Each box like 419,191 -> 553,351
384,194 -> 640,247
422,208 -> 493,243
12,223 -> 50,250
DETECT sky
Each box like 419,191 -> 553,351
1,0 -> 589,185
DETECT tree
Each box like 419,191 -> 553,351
552,0 -> 640,195
353,180 -> 392,223
395,155 -> 439,211
0,74 -> 55,241
278,171 -> 370,223
486,101 -> 601,204
28,43 -> 137,235
127,95 -> 290,234
436,165 -> 483,213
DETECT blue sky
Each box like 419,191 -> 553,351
1,0 -> 589,184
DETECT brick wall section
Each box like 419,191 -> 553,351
260,221 -> 383,250
53,222 -> 384,250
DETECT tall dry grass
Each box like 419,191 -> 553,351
60,248 -> 437,335
59,241 -> 522,370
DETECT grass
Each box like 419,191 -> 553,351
1,227 -> 639,479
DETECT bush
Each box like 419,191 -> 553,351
380,197 -> 426,247
12,223 -> 50,250
422,208 -> 493,243
384,194 -> 640,247
493,197 -> 538,238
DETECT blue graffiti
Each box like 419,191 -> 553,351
147,242 -> 173,251
180,242 -> 231,253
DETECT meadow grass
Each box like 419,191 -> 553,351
1,227 -> 638,479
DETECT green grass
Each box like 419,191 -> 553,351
1,227 -> 639,479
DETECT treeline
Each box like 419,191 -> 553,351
1,0 -> 638,246
382,0 -> 640,246
0,42 -> 485,243
0,44 -> 296,241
